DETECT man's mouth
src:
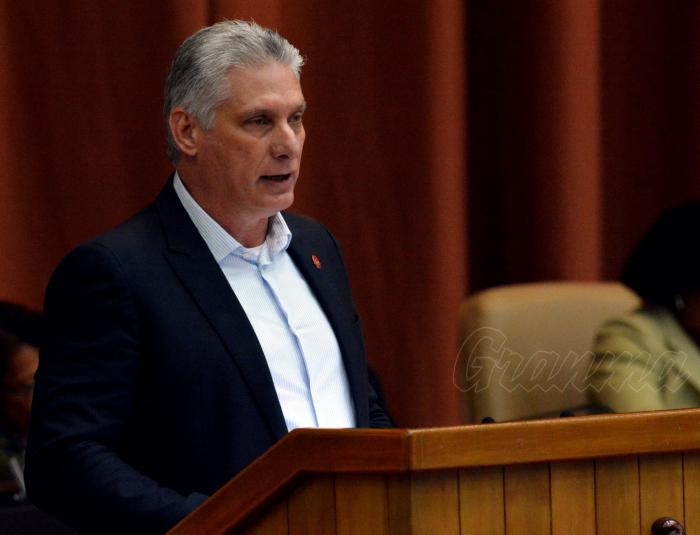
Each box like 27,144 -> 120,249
260,174 -> 291,182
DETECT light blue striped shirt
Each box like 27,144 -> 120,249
173,174 -> 356,431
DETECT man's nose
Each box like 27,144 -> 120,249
270,123 -> 303,159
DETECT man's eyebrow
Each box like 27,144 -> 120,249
243,101 -> 307,117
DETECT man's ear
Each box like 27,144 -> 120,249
169,108 -> 200,157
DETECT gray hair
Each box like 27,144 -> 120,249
163,20 -> 304,163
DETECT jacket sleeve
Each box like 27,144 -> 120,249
26,243 -> 206,535
367,381 -> 393,428
588,314 -> 681,413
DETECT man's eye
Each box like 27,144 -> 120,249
248,117 -> 270,126
289,114 -> 303,124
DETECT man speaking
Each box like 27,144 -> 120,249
26,20 -> 390,534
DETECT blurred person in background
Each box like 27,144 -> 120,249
589,201 -> 700,413
0,302 -> 41,504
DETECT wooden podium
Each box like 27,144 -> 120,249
168,409 -> 700,534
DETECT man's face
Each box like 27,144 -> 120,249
1,344 -> 38,436
192,62 -> 306,226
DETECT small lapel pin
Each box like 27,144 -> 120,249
311,254 -> 322,269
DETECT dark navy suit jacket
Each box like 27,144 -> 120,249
26,180 -> 390,534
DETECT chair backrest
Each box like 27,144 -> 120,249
456,282 -> 640,422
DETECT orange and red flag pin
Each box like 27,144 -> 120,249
311,255 -> 321,269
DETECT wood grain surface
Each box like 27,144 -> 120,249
168,409 -> 700,534
551,460 -> 595,535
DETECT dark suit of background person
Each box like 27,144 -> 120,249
25,21 -> 390,535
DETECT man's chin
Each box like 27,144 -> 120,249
264,191 -> 295,215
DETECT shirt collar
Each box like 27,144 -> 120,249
173,172 -> 292,263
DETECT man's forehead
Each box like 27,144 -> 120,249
224,61 -> 300,83
223,64 -> 305,110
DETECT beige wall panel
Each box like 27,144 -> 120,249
595,456 -> 640,535
288,475 -> 336,535
335,474 -> 389,535
504,464 -> 551,535
550,461 -> 595,535
639,454 -> 684,534
410,471 -> 460,534
459,466 -> 505,535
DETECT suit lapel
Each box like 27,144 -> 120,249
155,181 -> 288,441
286,221 -> 370,426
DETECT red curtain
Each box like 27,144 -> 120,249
468,0 -> 700,292
1,1 -> 698,427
